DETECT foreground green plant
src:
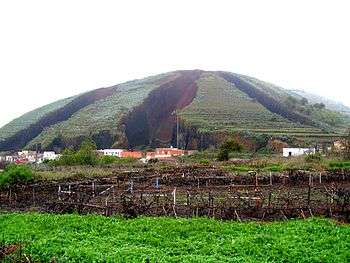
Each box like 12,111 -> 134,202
0,165 -> 33,188
1,213 -> 349,262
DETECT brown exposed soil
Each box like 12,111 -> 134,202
124,70 -> 203,148
0,244 -> 21,261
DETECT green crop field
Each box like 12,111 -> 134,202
1,213 -> 349,262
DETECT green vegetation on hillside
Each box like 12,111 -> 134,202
1,70 -> 348,151
27,73 -> 179,149
0,96 -> 76,141
180,73 -> 307,134
1,213 -> 349,262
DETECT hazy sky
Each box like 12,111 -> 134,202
0,0 -> 349,128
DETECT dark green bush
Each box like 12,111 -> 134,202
55,139 -> 99,166
0,164 -> 34,188
217,140 -> 243,161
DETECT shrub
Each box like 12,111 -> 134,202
218,139 -> 243,161
55,139 -> 99,166
305,153 -> 323,163
75,140 -> 98,166
199,159 -> 210,165
99,155 -> 118,165
0,164 -> 34,188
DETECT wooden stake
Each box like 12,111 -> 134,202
269,172 -> 273,186
234,209 -> 241,222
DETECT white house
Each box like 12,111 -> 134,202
43,151 -> 59,160
98,149 -> 124,157
283,148 -> 316,157
5,155 -> 15,162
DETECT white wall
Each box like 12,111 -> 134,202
99,149 -> 124,158
283,148 -> 315,157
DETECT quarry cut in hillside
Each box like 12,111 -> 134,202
124,70 -> 202,148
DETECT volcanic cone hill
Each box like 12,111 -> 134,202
1,70 -> 349,151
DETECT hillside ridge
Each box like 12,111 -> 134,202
0,69 -> 348,152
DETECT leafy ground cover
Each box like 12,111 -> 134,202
0,213 -> 349,262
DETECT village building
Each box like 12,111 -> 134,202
146,147 -> 189,160
121,150 -> 143,159
97,149 -> 124,157
282,148 -> 316,157
5,155 -> 15,163
43,151 -> 59,161
17,150 -> 37,163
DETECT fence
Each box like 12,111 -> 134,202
1,167 -> 349,221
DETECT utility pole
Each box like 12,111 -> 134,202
176,109 -> 179,149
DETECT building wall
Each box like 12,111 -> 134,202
121,151 -> 143,158
283,148 -> 315,157
98,149 -> 124,157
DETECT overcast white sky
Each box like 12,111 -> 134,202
0,0 -> 349,128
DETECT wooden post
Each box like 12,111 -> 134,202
234,209 -> 241,222
309,174 -> 313,187
172,187 -> 177,217
155,177 -> 160,189
92,182 -> 95,198
58,185 -> 61,201
269,172 -> 273,186
172,187 -> 176,205
105,197 -> 109,216
130,180 -> 134,193
319,172 -> 322,184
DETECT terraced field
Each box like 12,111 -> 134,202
180,73 -> 319,135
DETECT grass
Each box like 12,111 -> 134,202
328,160 -> 350,170
0,213 -> 349,262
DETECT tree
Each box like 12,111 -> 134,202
75,139 -> 98,165
217,139 -> 243,161
55,139 -> 99,166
